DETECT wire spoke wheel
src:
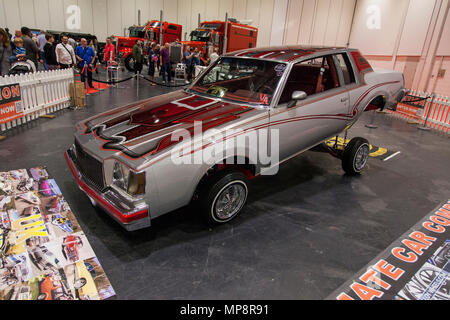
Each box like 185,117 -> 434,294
214,183 -> 247,221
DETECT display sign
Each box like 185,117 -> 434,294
0,167 -> 115,300
329,199 -> 450,300
0,83 -> 23,125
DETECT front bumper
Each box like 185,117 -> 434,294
65,147 -> 151,231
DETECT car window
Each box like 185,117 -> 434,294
192,57 -> 287,106
278,55 -> 340,104
335,53 -> 355,85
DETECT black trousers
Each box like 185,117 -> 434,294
134,62 -> 143,74
80,69 -> 93,88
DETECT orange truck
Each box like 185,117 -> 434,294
181,19 -> 258,65
115,20 -> 182,71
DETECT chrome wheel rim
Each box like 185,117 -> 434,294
213,182 -> 247,221
354,144 -> 370,172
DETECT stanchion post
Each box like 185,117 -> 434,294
72,67 -> 78,109
365,110 -> 378,129
418,93 -> 435,131
84,62 -> 88,95
137,71 -> 140,97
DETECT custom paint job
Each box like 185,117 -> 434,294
66,46 -> 406,231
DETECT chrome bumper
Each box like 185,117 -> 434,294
65,147 -> 151,231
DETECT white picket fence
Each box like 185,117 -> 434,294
0,69 -> 74,132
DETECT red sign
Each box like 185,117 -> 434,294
0,83 -> 23,125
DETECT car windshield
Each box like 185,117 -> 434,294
190,30 -> 210,42
192,57 -> 287,106
149,21 -> 160,28
129,28 -> 145,38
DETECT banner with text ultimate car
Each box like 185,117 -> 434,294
0,83 -> 23,125
328,199 -> 450,300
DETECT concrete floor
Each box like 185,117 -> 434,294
1,72 -> 449,299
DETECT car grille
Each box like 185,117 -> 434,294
74,140 -> 105,191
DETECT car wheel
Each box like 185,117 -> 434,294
198,170 -> 249,225
124,56 -> 135,72
342,137 -> 370,175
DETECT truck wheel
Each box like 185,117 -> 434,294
124,56 -> 135,72
198,170 -> 249,225
342,137 -> 370,175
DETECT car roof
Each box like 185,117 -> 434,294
225,45 -> 349,63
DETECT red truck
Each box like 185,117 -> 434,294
115,20 -> 182,71
182,19 -> 258,65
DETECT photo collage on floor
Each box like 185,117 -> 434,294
0,167 -> 115,300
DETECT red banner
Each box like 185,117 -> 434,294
0,83 -> 23,125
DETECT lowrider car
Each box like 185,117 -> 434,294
65,46 -> 406,231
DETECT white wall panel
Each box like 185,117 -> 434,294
177,0 -> 191,40
297,0 -> 316,45
398,0 -> 436,55
47,0 -> 65,32
164,0 -> 178,23
336,0 -> 356,47
107,0 -> 123,36
18,0 -> 37,29
79,0 -> 94,34
269,0 -> 288,46
63,0 -> 78,31
0,1 -> 6,28
257,0 -> 274,47
3,0 -> 21,31
121,0 -> 137,29
218,0 -> 234,18
232,0 -> 247,21
33,0 -> 51,31
436,3 -> 450,55
150,0 -> 164,21
135,0 -> 150,24
93,0 -> 108,40
323,0 -> 341,46
205,0 -> 219,21
284,0 -> 303,45
349,0 -> 410,55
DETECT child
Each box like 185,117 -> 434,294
10,37 -> 26,62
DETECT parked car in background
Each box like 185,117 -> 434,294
66,46 -> 406,231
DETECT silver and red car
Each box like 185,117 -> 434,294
65,46 -> 406,231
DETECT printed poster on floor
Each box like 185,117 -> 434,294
0,167 -> 115,300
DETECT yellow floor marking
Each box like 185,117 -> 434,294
39,115 -> 56,119
0,136 -> 5,141
324,138 -> 388,158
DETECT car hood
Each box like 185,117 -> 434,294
76,90 -> 260,162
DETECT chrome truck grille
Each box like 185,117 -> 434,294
74,140 -> 105,191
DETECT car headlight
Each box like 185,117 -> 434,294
112,162 -> 145,196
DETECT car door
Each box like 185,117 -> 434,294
270,55 -> 350,162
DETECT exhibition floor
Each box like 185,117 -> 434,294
1,77 -> 449,299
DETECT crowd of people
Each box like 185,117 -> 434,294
132,39 -> 219,85
1,25 -> 221,87
0,27 -> 100,84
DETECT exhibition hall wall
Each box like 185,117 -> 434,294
0,0 -> 449,95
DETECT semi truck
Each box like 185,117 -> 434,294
182,18 -> 258,65
114,20 -> 182,71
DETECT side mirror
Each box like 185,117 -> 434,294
287,91 -> 307,108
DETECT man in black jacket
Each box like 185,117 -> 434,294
43,34 -> 58,70
20,27 -> 39,71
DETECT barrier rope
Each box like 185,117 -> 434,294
87,64 -> 98,73
403,95 -> 431,103
140,75 -> 191,88
91,74 -> 136,84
